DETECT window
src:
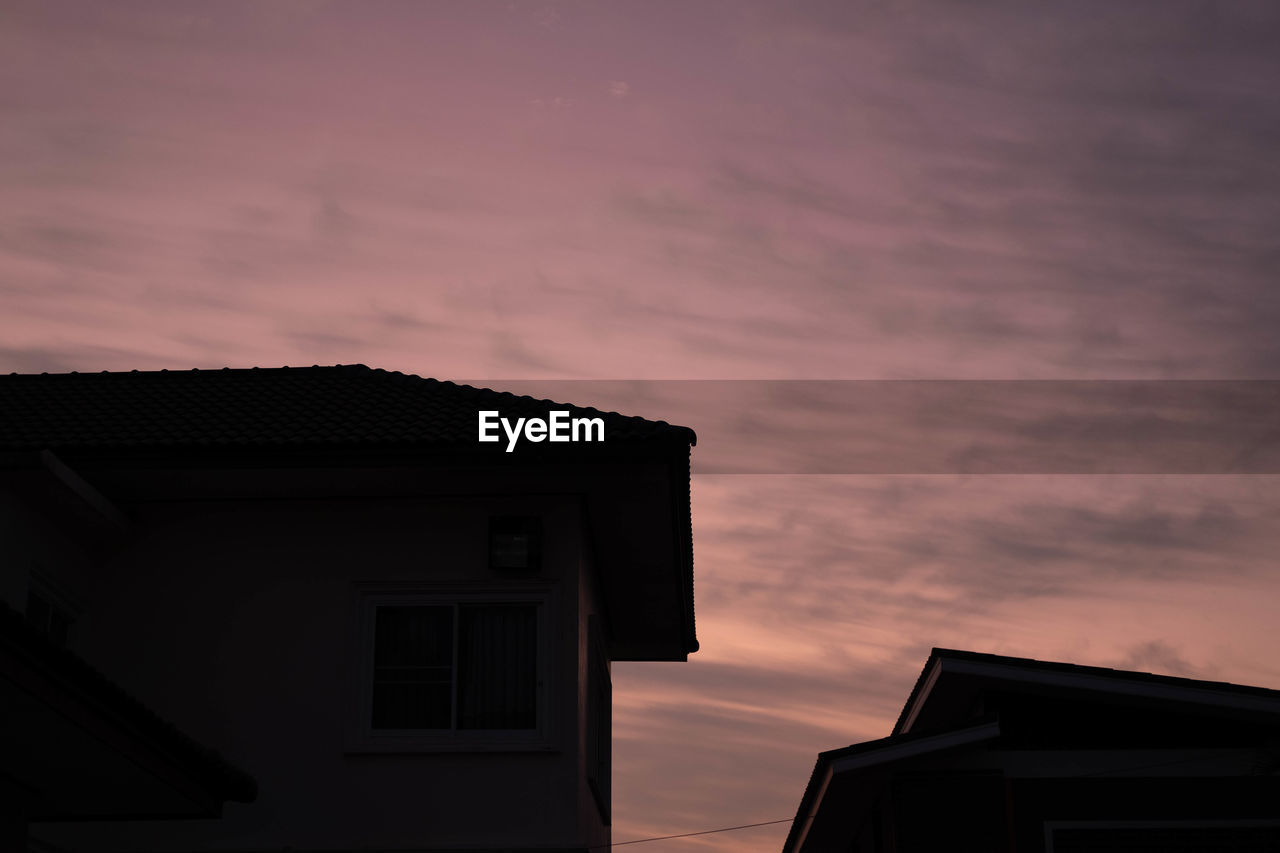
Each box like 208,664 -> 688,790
372,603 -> 537,730
352,586 -> 552,751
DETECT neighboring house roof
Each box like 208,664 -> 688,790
894,647 -> 1280,736
785,648 -> 1280,853
784,716 -> 1003,853
0,601 -> 257,817
0,364 -> 696,454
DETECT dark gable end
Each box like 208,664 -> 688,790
787,649 -> 1280,853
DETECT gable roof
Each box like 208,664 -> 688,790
784,716 -> 1002,853
895,647 -> 1280,736
786,649 -> 1280,853
0,364 -> 696,454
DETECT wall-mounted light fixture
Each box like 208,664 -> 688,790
489,516 -> 542,573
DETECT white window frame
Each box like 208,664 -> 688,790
347,582 -> 556,753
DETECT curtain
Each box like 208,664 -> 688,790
457,604 -> 537,729
372,605 -> 453,729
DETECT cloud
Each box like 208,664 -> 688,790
7,5 -> 1280,852
0,343 -> 160,374
529,96 -> 574,109
1116,640 -> 1209,679
611,472 -> 1280,850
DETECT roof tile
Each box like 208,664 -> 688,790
0,364 -> 696,453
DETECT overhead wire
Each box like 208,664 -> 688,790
587,746 -> 1273,848
588,818 -> 793,848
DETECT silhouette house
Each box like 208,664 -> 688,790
784,648 -> 1280,853
0,365 -> 697,853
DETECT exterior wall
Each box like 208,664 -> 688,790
31,487 -> 598,852
576,514 -> 611,851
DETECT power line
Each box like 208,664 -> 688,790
589,819 -> 792,849
586,743 -> 1249,849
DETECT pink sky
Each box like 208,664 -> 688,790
4,3 -> 1280,850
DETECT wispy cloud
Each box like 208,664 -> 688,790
6,3 -> 1280,851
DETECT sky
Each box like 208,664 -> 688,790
4,2 -> 1280,851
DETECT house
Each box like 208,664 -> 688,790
784,648 -> 1280,853
0,364 -> 697,853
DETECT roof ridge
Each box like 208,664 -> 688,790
0,365 -> 697,451
5,364 -> 375,379
895,647 -> 1280,735
929,647 -> 1280,695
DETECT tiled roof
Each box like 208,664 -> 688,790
0,365 -> 696,454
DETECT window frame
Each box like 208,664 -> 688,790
348,582 -> 557,753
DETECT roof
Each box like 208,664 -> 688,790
0,365 -> 699,659
785,648 -> 1280,853
0,364 -> 696,454
0,600 -> 257,809
783,717 -> 1002,853
894,647 -> 1280,736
